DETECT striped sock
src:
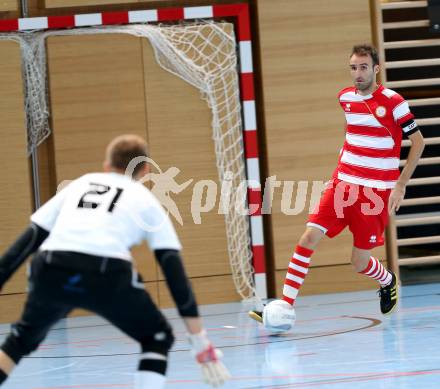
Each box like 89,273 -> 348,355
282,245 -> 313,306
359,257 -> 392,286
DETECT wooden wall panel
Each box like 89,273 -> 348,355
28,0 -> 247,17
257,0 -> 385,293
141,33 -> 234,284
158,275 -> 239,308
45,0 -> 137,8
46,34 -> 158,286
45,29 -> 241,307
46,34 -> 147,179
0,0 -> 18,12
0,41 -> 32,296
0,294 -> 26,323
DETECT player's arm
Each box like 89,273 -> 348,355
0,223 -> 49,288
143,201 -> 199,320
154,248 -> 199,319
154,248 -> 230,386
153,249 -> 205,356
0,184 -> 70,288
144,197 -> 230,386
389,124 -> 425,213
397,128 -> 425,187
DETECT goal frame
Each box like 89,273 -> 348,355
0,3 -> 267,299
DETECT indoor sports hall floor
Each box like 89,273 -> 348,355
1,282 -> 440,388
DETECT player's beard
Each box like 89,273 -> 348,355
355,76 -> 374,92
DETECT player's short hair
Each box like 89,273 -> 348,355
106,134 -> 148,176
351,44 -> 379,67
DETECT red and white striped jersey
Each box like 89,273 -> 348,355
334,84 -> 416,189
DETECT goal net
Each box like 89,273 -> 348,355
0,22 -> 259,302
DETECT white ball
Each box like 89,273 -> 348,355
263,299 -> 296,333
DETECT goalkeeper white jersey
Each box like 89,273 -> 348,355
31,172 -> 181,261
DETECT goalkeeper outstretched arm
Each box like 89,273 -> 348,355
0,181 -> 66,289
0,223 -> 49,288
154,249 -> 231,387
154,249 -> 199,317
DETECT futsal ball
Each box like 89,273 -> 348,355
263,299 -> 296,333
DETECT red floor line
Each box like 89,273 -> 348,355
166,369 -> 440,384
35,384 -> 131,389
33,369 -> 440,388
263,369 -> 440,388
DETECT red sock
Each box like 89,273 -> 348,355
359,257 -> 392,286
282,245 -> 313,306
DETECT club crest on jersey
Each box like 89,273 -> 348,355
345,103 -> 351,111
375,106 -> 386,117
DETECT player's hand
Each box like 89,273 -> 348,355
187,330 -> 231,387
388,184 -> 406,214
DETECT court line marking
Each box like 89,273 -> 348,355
242,368 -> 440,388
0,289 -> 435,337
23,315 -> 381,359
18,362 -> 78,377
34,384 -> 130,389
31,368 -> 440,388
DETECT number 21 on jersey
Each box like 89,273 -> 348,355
77,182 -> 124,213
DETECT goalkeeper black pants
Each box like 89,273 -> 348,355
1,250 -> 174,363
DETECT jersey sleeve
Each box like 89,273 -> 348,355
141,197 -> 182,251
392,95 -> 415,128
30,186 -> 69,231
337,87 -> 353,109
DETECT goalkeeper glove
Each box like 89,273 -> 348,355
187,330 -> 231,387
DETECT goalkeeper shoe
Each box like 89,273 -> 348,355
248,309 -> 263,324
378,272 -> 398,315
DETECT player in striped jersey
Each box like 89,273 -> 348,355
250,44 -> 425,325
0,135 -> 230,387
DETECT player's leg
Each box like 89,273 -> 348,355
0,252 -> 72,385
249,180 -> 351,323
0,293 -> 71,385
93,268 -> 174,389
352,246 -> 398,314
107,307 -> 172,388
0,351 -> 14,383
352,246 -> 392,284
131,308 -> 174,389
249,226 -> 325,323
290,179 -> 350,306
349,188 -> 398,314
282,226 -> 324,305
250,179 -> 352,324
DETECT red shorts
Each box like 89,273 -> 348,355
308,179 -> 391,249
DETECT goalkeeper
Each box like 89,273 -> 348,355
0,134 -> 230,388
